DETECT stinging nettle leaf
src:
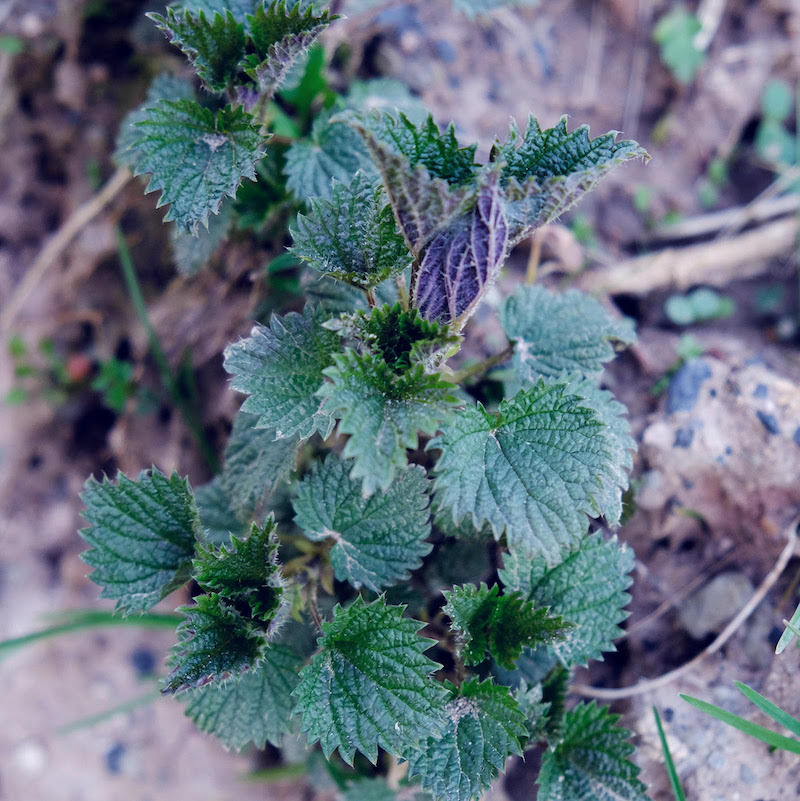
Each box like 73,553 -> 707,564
149,8 -> 246,92
291,172 -> 412,289
407,678 -> 528,801
194,476 -> 250,545
164,593 -> 268,694
130,99 -> 267,233
170,200 -> 233,275
168,0 -> 259,25
492,116 -> 647,245
340,777 -> 398,801
499,532 -> 634,668
537,701 -> 651,801
429,381 -> 616,566
443,583 -> 569,669
319,348 -> 460,495
293,455 -> 432,592
224,305 -> 339,441
80,468 -> 201,615
193,517 -> 285,623
183,642 -> 302,750
500,285 -> 636,382
293,595 -> 448,765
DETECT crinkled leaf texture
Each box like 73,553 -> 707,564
182,643 -> 301,750
293,455 -> 432,592
537,702 -> 651,801
164,593 -> 268,694
493,116 -> 647,245
80,468 -> 200,614
149,8 -> 246,92
291,172 -> 412,289
443,583 -> 569,669
224,305 -> 339,441
407,678 -> 528,801
219,410 -> 298,518
169,0 -> 259,24
319,349 -> 460,495
284,110 -> 377,202
500,286 -> 636,382
129,99 -> 266,233
413,169 -> 507,326
193,518 -> 284,622
499,532 -> 634,668
194,477 -> 250,545
293,596 -> 447,765
429,381 -> 617,566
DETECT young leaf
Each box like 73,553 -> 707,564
170,201 -> 233,275
499,533 -> 634,668
430,381 -> 615,566
193,518 -> 284,623
407,678 -> 528,801
293,455 -> 432,592
341,778 -> 398,801
218,410 -> 298,518
293,596 -> 447,765
80,468 -> 201,615
223,305 -> 339,441
130,99 -> 267,232
413,168 -> 507,326
182,643 -> 302,750
291,172 -> 412,289
319,349 -> 459,495
194,477 -> 250,545
443,583 -> 569,669
242,0 -> 334,99
492,117 -> 646,245
500,286 -> 635,382
114,73 -> 195,169
537,702 -> 650,801
149,8 -> 246,92
284,111 -> 377,202
164,593 -> 268,694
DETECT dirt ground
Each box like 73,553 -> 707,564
2,1 -> 800,799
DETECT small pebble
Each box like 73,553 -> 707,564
666,359 -> 712,413
673,427 -> 694,448
756,410 -> 780,435
14,740 -> 47,776
105,742 -> 126,775
753,383 -> 768,398
130,646 -> 156,677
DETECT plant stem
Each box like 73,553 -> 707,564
526,232 -> 542,285
115,227 -> 220,473
394,274 -> 410,311
451,343 -> 514,384
365,287 -> 377,308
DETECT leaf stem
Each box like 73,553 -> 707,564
451,343 -> 514,385
394,274 -> 409,311
115,227 -> 220,473
525,232 -> 542,285
365,287 -> 377,308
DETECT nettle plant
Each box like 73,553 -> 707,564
82,2 -> 651,799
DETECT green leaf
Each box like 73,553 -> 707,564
407,678 -> 528,801
499,533 -> 634,668
193,518 -> 285,622
653,707 -> 686,801
224,305 -> 339,441
169,0 -> 258,24
183,643 -> 302,750
80,468 -> 201,614
130,99 -> 267,232
170,201 -> 233,275
515,680 -> 551,740
430,381 -> 616,566
242,0 -> 334,99
537,702 -> 650,801
284,110 -> 377,202
219,410 -> 298,518
500,286 -> 635,382
149,8 -> 246,92
652,5 -> 705,85
340,778 -> 398,801
492,117 -> 646,244
194,477 -> 250,545
293,455 -> 432,592
319,349 -> 459,495
291,172 -> 412,289
164,593 -> 268,694
443,583 -> 569,669
115,73 -> 195,169
342,109 -> 476,254
452,0 -> 539,16
293,596 -> 447,765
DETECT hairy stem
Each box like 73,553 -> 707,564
115,228 -> 220,473
394,273 -> 410,311
451,343 -> 514,385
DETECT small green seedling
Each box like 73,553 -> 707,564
665,287 -> 734,326
652,5 -> 706,85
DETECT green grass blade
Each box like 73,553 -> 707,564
775,599 -> 800,654
681,694 -> 800,754
735,681 -> 800,738
56,689 -> 162,735
653,707 -> 686,801
0,610 -> 180,658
